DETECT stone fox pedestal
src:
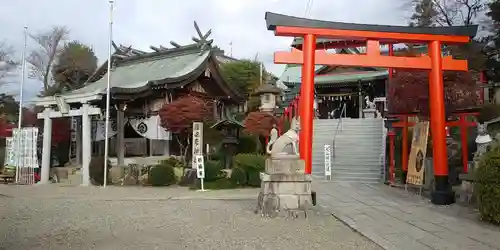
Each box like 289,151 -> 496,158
255,155 -> 312,218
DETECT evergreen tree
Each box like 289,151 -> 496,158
50,41 -> 98,94
485,0 -> 500,82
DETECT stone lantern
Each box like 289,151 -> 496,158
210,117 -> 244,169
254,83 -> 282,113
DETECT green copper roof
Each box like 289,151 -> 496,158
279,64 -> 388,86
315,70 -> 388,86
66,49 -> 211,96
211,116 -> 245,129
278,65 -> 324,83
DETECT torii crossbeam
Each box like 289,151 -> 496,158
265,12 -> 478,205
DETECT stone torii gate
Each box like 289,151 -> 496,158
265,12 -> 477,205
35,94 -> 102,186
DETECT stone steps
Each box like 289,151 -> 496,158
312,118 -> 384,183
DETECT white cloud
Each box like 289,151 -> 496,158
0,0 -> 408,101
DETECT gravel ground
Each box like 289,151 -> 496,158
0,185 -> 382,250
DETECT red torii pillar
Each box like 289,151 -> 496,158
392,114 -> 416,182
446,112 -> 478,174
392,112 -> 477,178
265,11 -> 477,205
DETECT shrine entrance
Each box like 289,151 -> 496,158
265,12 -> 478,205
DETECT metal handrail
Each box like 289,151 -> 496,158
333,103 -> 347,140
332,103 -> 347,158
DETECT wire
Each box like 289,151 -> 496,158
303,0 -> 314,18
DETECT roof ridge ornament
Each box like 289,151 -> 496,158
192,21 -> 213,55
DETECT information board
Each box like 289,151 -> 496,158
324,144 -> 332,179
407,121 -> 430,186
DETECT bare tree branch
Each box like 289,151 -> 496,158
432,0 -> 486,26
26,26 -> 69,92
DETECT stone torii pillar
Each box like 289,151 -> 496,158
39,107 -> 53,184
37,103 -> 100,185
81,103 -> 92,186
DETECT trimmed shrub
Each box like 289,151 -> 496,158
204,160 -> 223,182
149,164 -> 176,186
247,168 -> 261,187
89,157 -> 112,185
233,153 -> 265,172
233,153 -> 266,187
236,133 -> 258,154
159,157 -> 185,169
230,167 -> 247,186
475,145 -> 500,224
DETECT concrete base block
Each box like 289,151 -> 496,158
255,192 -> 312,218
265,157 -> 305,174
256,158 -> 312,219
261,177 -> 312,195
67,171 -> 82,185
363,108 -> 376,118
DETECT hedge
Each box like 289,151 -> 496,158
475,145 -> 500,224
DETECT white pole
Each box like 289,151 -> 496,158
15,26 -> 28,183
103,0 -> 114,188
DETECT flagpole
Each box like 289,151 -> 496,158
103,0 -> 114,188
15,26 -> 28,183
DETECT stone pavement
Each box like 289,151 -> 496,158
314,181 -> 500,250
0,184 -> 381,250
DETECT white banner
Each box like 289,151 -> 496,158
92,119 -> 119,141
192,122 -> 203,167
7,127 -> 39,168
324,144 -> 332,178
129,115 -> 171,140
4,137 -> 14,166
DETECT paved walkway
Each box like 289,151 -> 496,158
0,184 -> 380,250
314,181 -> 500,250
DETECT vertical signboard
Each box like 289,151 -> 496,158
407,121 -> 430,186
324,144 -> 332,180
192,122 -> 203,167
195,154 -> 205,191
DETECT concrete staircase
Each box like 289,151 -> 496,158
312,118 -> 385,183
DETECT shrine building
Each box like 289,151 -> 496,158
31,23 -> 245,185
278,42 -> 428,118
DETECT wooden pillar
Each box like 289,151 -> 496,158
388,129 -> 396,185
39,107 -> 52,184
388,44 -> 394,79
402,115 -> 409,179
458,114 -> 469,174
116,109 -> 125,167
81,103 -> 91,186
480,71 -> 486,104
428,41 -> 453,205
299,34 -> 316,175
358,83 -> 363,118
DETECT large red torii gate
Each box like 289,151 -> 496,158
265,12 -> 478,205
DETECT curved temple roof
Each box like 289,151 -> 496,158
265,12 -> 478,38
